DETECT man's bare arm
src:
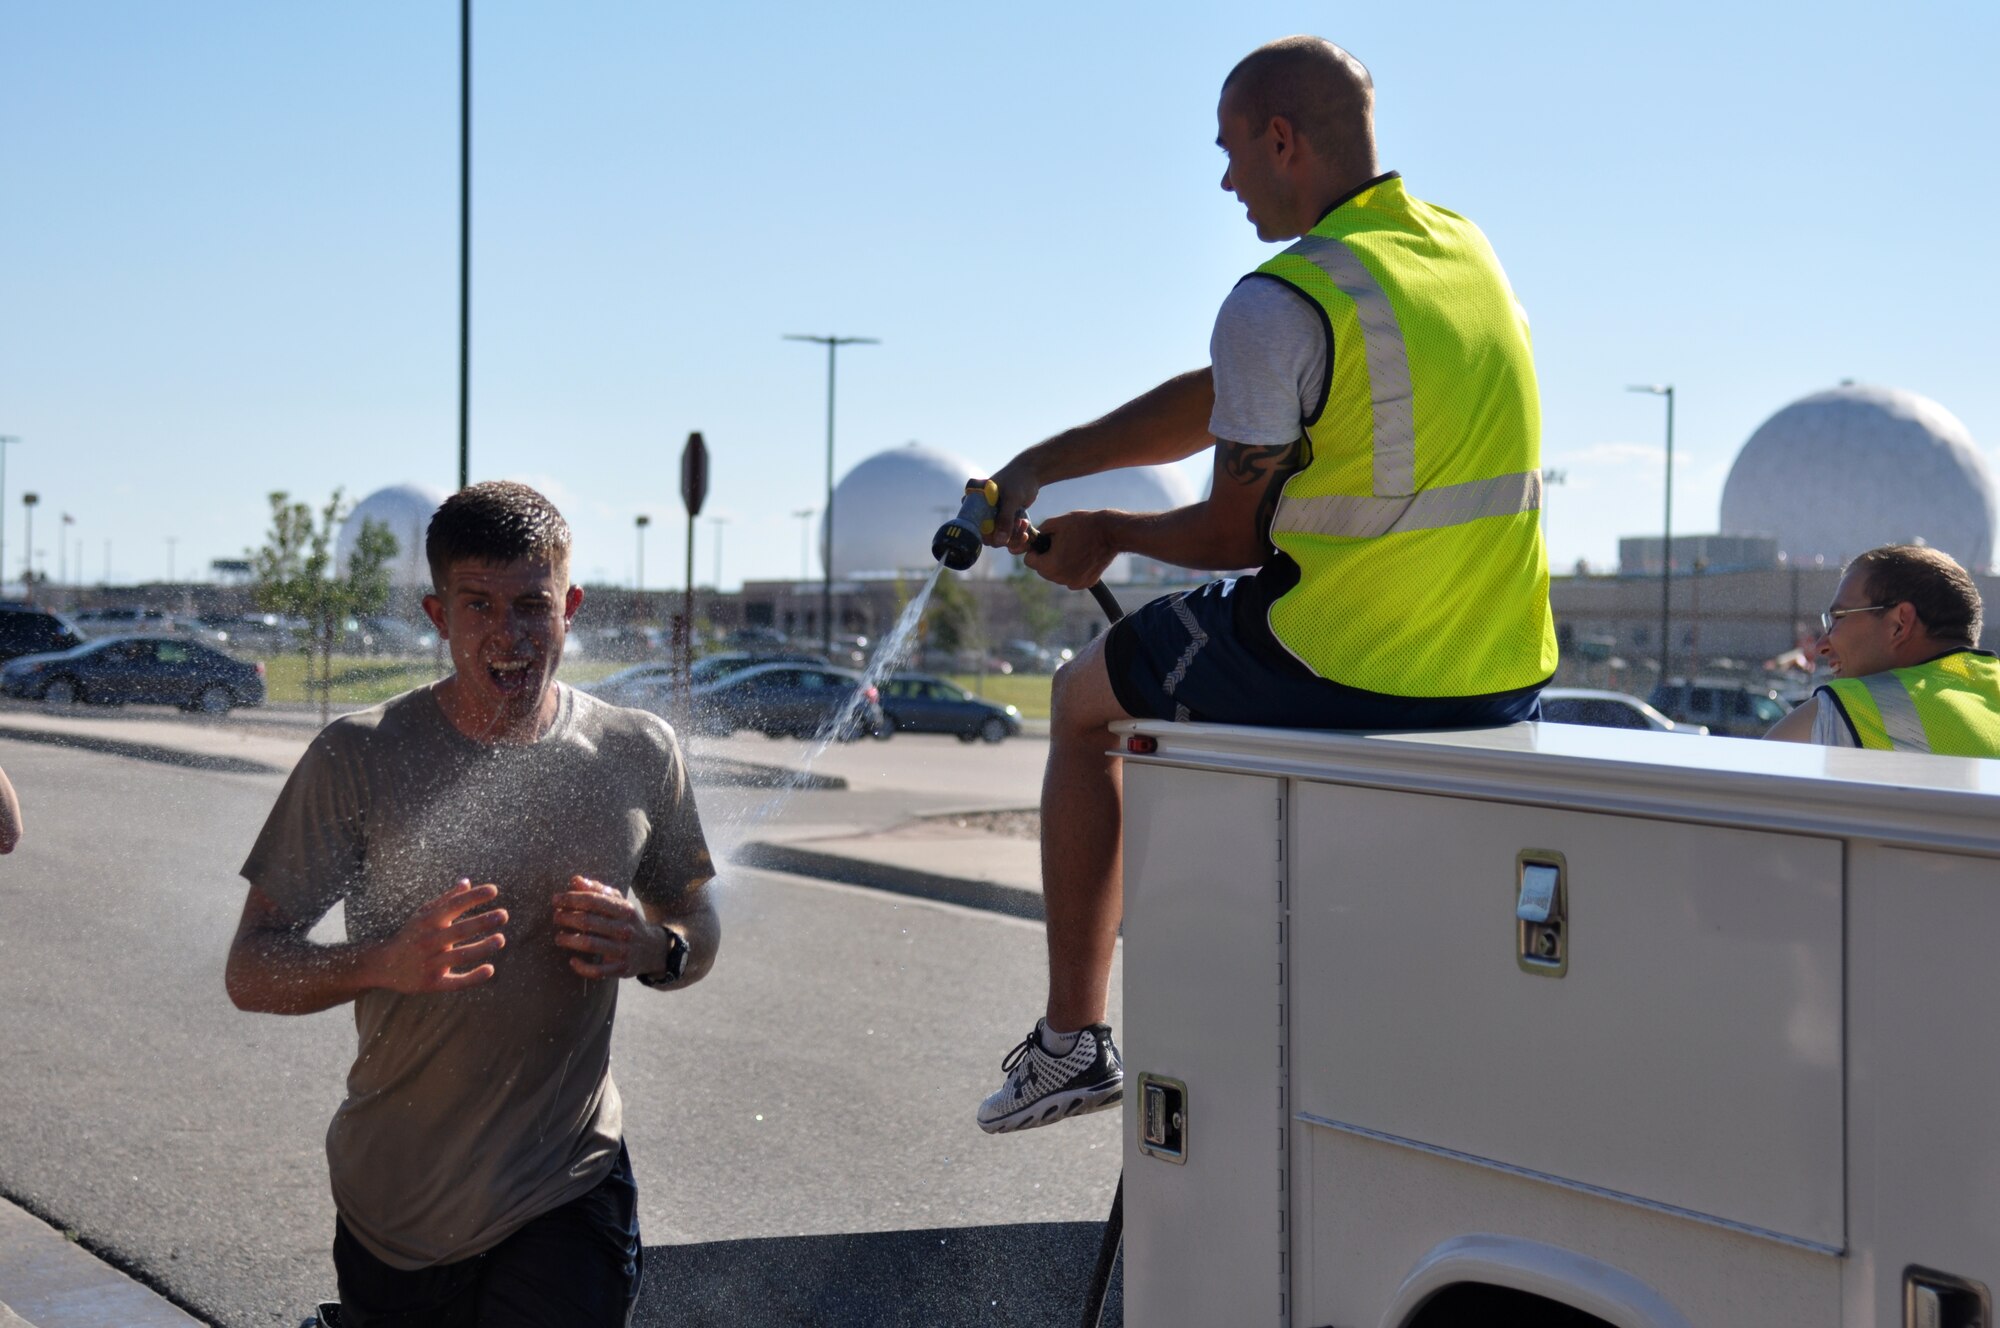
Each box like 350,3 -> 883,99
986,369 -> 1216,548
1022,437 -> 1299,589
0,765 -> 21,853
225,880 -> 508,1016
1765,695 -> 1820,743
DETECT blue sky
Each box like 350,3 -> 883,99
3,2 -> 1996,590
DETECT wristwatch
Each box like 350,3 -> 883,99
636,927 -> 691,989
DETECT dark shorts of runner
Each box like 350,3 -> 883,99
333,1142 -> 643,1328
1103,575 -> 1545,729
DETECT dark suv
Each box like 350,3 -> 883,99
1647,679 -> 1790,737
0,605 -> 85,663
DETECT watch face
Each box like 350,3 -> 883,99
664,930 -> 690,981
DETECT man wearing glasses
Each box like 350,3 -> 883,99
1767,543 -> 2000,754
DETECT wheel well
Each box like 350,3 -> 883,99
1405,1283 -> 1617,1328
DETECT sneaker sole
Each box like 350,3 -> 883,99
977,1078 -> 1124,1135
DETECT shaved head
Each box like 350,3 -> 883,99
1222,37 -> 1376,180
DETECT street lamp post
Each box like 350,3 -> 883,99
635,514 -> 650,592
0,435 -> 19,589
1627,384 -> 1676,686
166,536 -> 177,585
793,508 -> 815,582
785,333 -> 879,657
20,493 -> 38,592
1540,467 -> 1566,548
458,0 -> 473,490
709,516 -> 729,592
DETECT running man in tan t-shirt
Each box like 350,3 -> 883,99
227,481 -> 718,1326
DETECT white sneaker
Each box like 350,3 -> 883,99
976,1021 -> 1124,1135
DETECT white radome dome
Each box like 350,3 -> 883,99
1719,384 -> 1994,573
825,443 -> 997,579
338,483 -> 447,587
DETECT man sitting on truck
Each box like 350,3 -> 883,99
1767,543 -> 2000,755
972,36 -> 1557,1134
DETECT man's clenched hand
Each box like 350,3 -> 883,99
553,876 -> 668,980
370,878 -> 509,994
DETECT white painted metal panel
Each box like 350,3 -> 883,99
1122,763 -> 1288,1327
1297,1126 -> 1840,1328
1844,843 -> 2000,1323
1289,783 -> 1844,1250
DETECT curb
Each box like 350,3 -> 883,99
731,841 -> 1043,920
0,1199 -> 203,1327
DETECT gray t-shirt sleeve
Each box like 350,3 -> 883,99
1810,688 -> 1862,747
631,722 -> 715,910
1208,275 -> 1327,446
239,727 -> 366,926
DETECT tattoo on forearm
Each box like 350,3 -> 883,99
1222,441 -> 1295,486
1221,440 -> 1302,549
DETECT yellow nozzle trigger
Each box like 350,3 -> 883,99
973,479 -> 999,535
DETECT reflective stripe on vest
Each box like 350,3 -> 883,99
1278,469 -> 1543,540
1860,672 -> 1930,750
1282,235 -> 1416,497
1270,235 -> 1541,537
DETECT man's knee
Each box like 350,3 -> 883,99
1051,636 -> 1132,735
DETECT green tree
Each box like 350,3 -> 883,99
924,567 -> 977,657
1009,560 -> 1062,645
249,490 -> 398,722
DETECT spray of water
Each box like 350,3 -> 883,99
726,563 -> 945,834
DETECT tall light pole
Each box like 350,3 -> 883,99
635,513 -> 651,624
457,0 -> 473,490
793,508 -> 815,581
1540,467 -> 1566,549
166,535 -> 178,584
20,493 -> 37,591
0,435 -> 18,589
1627,384 -> 1675,684
709,516 -> 729,591
785,333 -> 878,656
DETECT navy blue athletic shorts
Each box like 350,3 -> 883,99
1103,576 -> 1543,729
332,1142 -> 644,1328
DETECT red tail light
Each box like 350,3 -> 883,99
1125,735 -> 1158,755
255,661 -> 267,677
865,685 -> 879,702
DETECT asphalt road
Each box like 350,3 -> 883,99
0,727 -> 1120,1326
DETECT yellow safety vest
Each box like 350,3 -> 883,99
1254,175 -> 1557,698
1821,650 -> 2000,756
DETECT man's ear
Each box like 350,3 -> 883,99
422,594 -> 448,638
564,584 -> 585,624
1889,601 -> 1920,643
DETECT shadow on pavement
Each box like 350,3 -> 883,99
636,1221 -> 1121,1327
0,725 -> 282,775
730,842 -> 1042,921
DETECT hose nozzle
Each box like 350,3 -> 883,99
932,479 -> 999,571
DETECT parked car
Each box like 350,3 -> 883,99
587,661 -> 683,708
70,606 -> 175,635
0,634 -> 266,713
998,639 -> 1071,674
1647,678 -> 1789,737
1538,687 -> 1708,735
690,662 -> 882,741
876,672 -> 1023,743
0,605 -> 86,663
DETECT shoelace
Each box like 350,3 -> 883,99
999,1030 -> 1040,1076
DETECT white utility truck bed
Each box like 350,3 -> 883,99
1115,719 -> 1998,1328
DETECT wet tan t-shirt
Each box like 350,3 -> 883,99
240,683 -> 713,1269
